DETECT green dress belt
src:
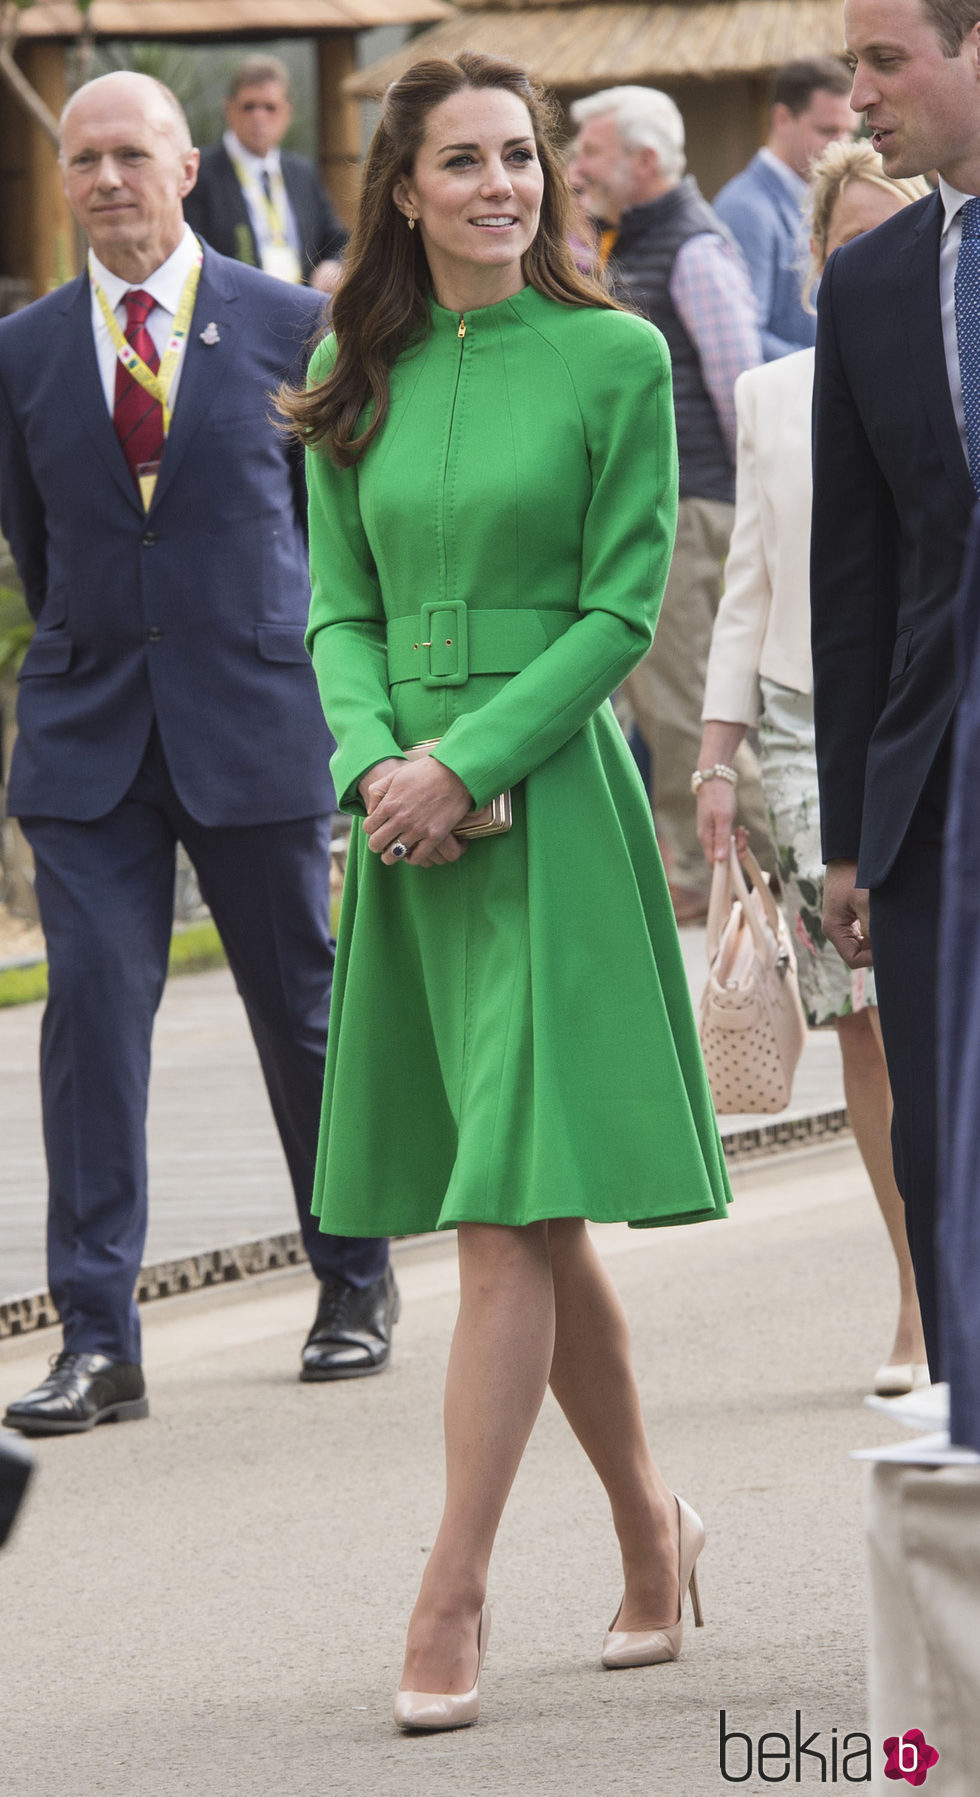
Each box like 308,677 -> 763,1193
386,604 -> 579,688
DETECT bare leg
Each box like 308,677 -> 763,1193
399,1220 -> 555,1695
547,1217 -> 679,1632
836,1008 -> 927,1367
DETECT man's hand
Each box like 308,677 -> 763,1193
822,858 -> 872,968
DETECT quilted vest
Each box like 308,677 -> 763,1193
610,176 -> 737,505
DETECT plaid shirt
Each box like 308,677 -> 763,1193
669,233 -> 762,460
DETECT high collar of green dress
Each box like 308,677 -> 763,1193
427,284 -> 544,336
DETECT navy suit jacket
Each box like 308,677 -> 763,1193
810,190 -> 974,887
183,144 -> 347,284
713,152 -> 816,361
939,502 -> 980,1450
0,242 -> 337,826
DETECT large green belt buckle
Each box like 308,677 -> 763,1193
419,600 -> 468,686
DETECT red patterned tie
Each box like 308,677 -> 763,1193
112,288 -> 165,485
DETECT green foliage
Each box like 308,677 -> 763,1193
0,585 -> 33,680
233,221 -> 258,267
85,39 -> 318,156
0,961 -> 47,1007
167,920 -> 228,976
0,922 -> 231,1009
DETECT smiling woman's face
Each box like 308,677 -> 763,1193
393,86 -> 545,305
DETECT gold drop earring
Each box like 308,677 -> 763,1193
407,211 -> 417,231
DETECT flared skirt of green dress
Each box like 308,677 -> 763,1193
311,699 -> 730,1236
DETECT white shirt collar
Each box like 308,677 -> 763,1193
224,129 -> 282,180
88,223 -> 200,316
758,146 -> 808,201
939,174 -> 980,237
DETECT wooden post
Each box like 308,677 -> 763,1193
21,41 -> 74,296
316,33 -> 362,227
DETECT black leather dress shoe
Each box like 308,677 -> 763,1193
0,1433 -> 34,1547
2,1352 -> 148,1436
300,1267 -> 400,1381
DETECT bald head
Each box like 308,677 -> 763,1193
61,72 -> 192,155
60,71 -> 199,282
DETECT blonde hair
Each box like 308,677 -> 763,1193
803,140 -> 930,309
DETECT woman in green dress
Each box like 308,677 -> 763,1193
285,52 -> 730,1731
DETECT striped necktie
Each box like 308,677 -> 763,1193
955,197 -> 980,496
112,288 -> 164,485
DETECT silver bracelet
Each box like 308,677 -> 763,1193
690,763 -> 738,796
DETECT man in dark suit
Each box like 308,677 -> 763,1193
183,55 -> 346,290
0,72 -> 396,1436
810,0 -> 980,1376
939,504 -> 980,1451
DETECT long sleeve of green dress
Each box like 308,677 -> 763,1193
303,288 -> 730,1239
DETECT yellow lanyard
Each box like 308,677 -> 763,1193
91,243 -> 203,434
230,155 -> 289,247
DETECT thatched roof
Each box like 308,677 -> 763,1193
345,0 -> 846,96
17,0 -> 451,38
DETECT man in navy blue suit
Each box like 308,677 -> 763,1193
810,0 -> 980,1378
0,72 -> 396,1435
939,504 -> 980,1450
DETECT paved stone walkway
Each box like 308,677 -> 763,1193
0,940 -> 845,1304
0,1139 -> 902,1797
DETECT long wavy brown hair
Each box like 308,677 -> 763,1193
280,52 -> 618,466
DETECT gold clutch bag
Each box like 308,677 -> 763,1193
403,740 -> 513,839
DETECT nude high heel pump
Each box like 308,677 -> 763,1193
601,1496 -> 705,1670
394,1604 -> 491,1731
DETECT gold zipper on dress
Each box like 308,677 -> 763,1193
457,316 -> 466,339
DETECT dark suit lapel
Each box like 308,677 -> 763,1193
214,144 -> 259,265
147,245 -> 239,515
281,156 -> 314,280
281,156 -> 311,239
900,193 -> 976,514
59,274 -> 143,514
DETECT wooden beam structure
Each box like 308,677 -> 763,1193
0,0 -> 451,298
317,32 -> 362,228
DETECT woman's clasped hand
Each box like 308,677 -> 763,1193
359,755 -> 475,867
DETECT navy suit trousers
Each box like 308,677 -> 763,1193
868,746 -> 949,1378
939,509 -> 980,1452
21,727 -> 387,1363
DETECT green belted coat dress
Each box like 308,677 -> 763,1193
305,287 -> 731,1236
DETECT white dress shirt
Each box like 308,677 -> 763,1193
88,224 -> 200,415
223,129 -> 301,262
938,174 -> 976,456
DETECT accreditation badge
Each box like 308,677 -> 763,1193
260,243 -> 303,284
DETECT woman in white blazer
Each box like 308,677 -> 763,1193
696,142 -> 930,1396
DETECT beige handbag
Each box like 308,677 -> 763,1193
698,840 -> 808,1115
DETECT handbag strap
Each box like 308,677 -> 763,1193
732,844 -> 782,938
706,851 -> 734,961
705,839 -> 782,963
